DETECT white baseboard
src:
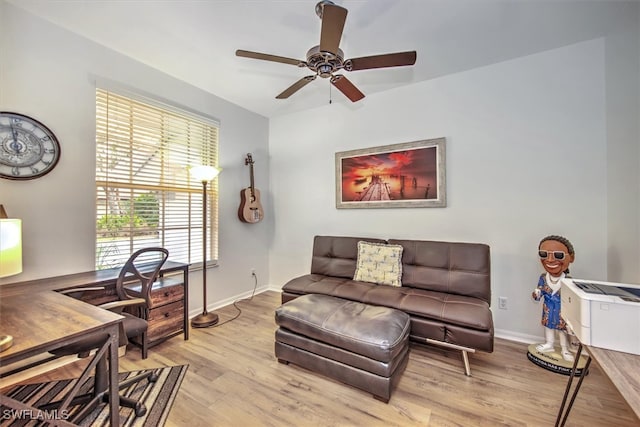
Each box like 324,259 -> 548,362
189,285 -> 272,319
495,329 -> 543,344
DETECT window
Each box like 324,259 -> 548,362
95,88 -> 219,270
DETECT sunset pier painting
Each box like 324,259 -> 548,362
336,138 -> 446,209
340,145 -> 438,203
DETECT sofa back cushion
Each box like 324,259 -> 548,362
388,239 -> 491,304
311,235 -> 386,279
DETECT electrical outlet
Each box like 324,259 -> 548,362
498,296 -> 508,310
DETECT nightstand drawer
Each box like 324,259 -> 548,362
125,276 -> 184,307
148,276 -> 184,307
147,300 -> 184,342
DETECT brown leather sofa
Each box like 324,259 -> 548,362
281,235 -> 493,375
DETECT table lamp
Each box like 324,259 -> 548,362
189,165 -> 221,328
0,204 -> 23,351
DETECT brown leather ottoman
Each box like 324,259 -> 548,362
275,293 -> 410,403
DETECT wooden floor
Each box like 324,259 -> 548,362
17,291 -> 639,426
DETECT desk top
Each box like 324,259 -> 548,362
586,345 -> 640,420
0,260 -> 188,297
0,291 -> 122,366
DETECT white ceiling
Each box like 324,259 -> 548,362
7,0 -> 631,118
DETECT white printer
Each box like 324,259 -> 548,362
561,278 -> 640,355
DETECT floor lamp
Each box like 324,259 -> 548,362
0,205 -> 22,351
189,165 -> 220,328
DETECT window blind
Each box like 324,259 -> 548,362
95,88 -> 219,270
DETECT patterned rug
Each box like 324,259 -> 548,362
0,365 -> 188,426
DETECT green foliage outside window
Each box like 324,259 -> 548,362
134,193 -> 159,228
97,193 -> 159,238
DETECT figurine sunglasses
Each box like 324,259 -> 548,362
538,250 -> 567,260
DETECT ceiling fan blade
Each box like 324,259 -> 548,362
236,49 -> 305,67
276,75 -> 317,99
346,51 -> 417,71
331,75 -> 365,102
319,4 -> 347,55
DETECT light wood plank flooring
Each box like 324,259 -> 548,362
15,291 -> 639,426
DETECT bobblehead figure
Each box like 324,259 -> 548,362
531,235 -> 575,362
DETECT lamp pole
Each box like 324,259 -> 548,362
189,166 -> 220,328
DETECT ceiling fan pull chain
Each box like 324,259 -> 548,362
329,81 -> 332,104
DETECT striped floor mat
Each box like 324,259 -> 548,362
1,365 -> 188,426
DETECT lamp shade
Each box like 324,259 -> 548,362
190,165 -> 220,182
0,219 -> 22,277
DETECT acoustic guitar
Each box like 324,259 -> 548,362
238,153 -> 264,223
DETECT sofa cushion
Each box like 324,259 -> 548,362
389,239 -> 491,304
282,274 -> 493,332
353,241 -> 403,287
310,235 -> 386,279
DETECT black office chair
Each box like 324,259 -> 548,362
111,246 -> 170,359
42,247 -> 169,421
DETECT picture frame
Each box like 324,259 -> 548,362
335,137 -> 446,209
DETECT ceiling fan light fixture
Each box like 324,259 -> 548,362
317,64 -> 333,78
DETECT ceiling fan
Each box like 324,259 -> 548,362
236,0 -> 417,102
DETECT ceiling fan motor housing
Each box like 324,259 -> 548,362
306,45 -> 344,78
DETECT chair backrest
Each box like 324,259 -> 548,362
116,247 -> 169,303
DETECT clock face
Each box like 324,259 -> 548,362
0,112 -> 61,180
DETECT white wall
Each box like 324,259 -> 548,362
605,8 -> 640,282
269,39 -> 610,341
0,3 -> 271,316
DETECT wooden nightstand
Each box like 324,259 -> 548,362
124,262 -> 189,350
132,276 -> 184,344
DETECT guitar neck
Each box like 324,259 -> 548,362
249,162 -> 255,195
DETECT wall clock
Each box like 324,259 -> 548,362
0,112 -> 61,180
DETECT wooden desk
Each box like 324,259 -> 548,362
556,344 -> 640,426
0,261 -> 190,346
586,345 -> 640,419
0,291 -> 121,426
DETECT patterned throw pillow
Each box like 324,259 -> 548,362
353,241 -> 403,287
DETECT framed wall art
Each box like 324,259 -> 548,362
335,138 -> 446,209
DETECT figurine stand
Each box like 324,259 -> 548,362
527,343 -> 588,376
